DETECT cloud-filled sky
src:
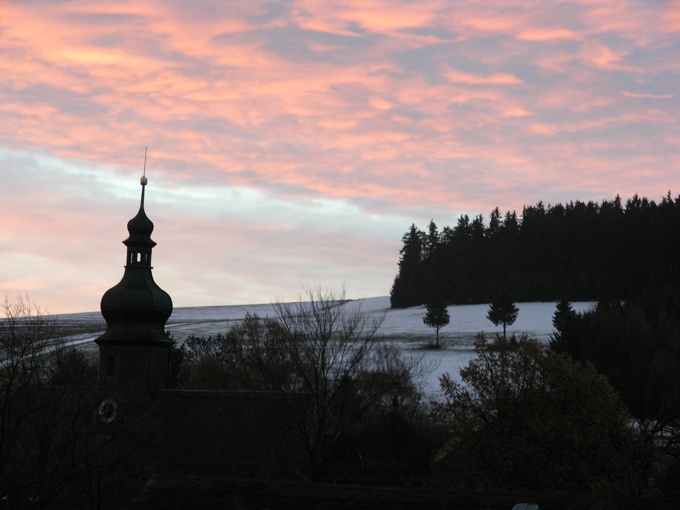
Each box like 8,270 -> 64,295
1,0 -> 679,314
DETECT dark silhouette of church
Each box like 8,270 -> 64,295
95,175 -> 173,393
95,176 -> 680,510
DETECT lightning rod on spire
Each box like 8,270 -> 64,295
141,147 -> 148,186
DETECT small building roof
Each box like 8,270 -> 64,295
131,474 -> 680,510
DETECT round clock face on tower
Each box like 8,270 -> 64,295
98,399 -> 118,424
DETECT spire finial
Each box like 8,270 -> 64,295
140,146 -> 148,186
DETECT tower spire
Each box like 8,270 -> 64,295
95,160 -> 173,393
140,146 -> 148,208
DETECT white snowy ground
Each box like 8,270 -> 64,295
57,298 -> 594,395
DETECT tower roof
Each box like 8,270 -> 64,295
97,175 -> 173,347
125,176 -> 157,248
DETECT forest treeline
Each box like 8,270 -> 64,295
390,192 -> 680,308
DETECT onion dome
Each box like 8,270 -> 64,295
125,176 -> 156,247
96,176 -> 173,347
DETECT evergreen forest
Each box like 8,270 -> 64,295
391,193 -> 680,308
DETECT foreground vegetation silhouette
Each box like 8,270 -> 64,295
3,286 -> 680,504
180,287 -> 433,483
432,334 -> 659,494
551,289 -> 680,465
0,295 -> 158,508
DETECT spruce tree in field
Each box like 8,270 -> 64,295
423,294 -> 450,348
486,287 -> 518,341
552,297 -> 576,332
549,297 -> 579,356
390,224 -> 424,308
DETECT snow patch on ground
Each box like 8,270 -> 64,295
56,298 -> 595,395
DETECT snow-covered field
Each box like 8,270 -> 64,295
57,297 -> 594,395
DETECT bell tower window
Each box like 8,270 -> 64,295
128,251 -> 149,265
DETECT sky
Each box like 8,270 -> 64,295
1,1 -> 679,314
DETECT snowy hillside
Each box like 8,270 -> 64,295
163,296 -> 594,345
57,298 -> 593,394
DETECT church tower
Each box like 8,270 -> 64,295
95,175 -> 173,393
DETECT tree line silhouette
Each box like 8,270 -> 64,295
391,192 -> 680,308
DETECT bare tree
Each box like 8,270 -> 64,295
0,294 -> 158,508
269,287 -> 425,479
184,287 -> 431,481
0,293 -> 60,504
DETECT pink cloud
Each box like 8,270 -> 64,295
292,0 -> 440,34
464,15 -> 520,33
579,41 -> 631,70
1,0 -> 678,313
622,91 -> 675,100
517,28 -> 577,41
534,52 -> 577,73
663,5 -> 680,31
443,68 -> 524,85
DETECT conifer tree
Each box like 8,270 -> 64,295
423,293 -> 449,348
390,224 -> 424,307
424,219 -> 439,262
486,287 -> 518,341
549,297 -> 581,357
552,297 -> 576,332
390,193 -> 680,308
